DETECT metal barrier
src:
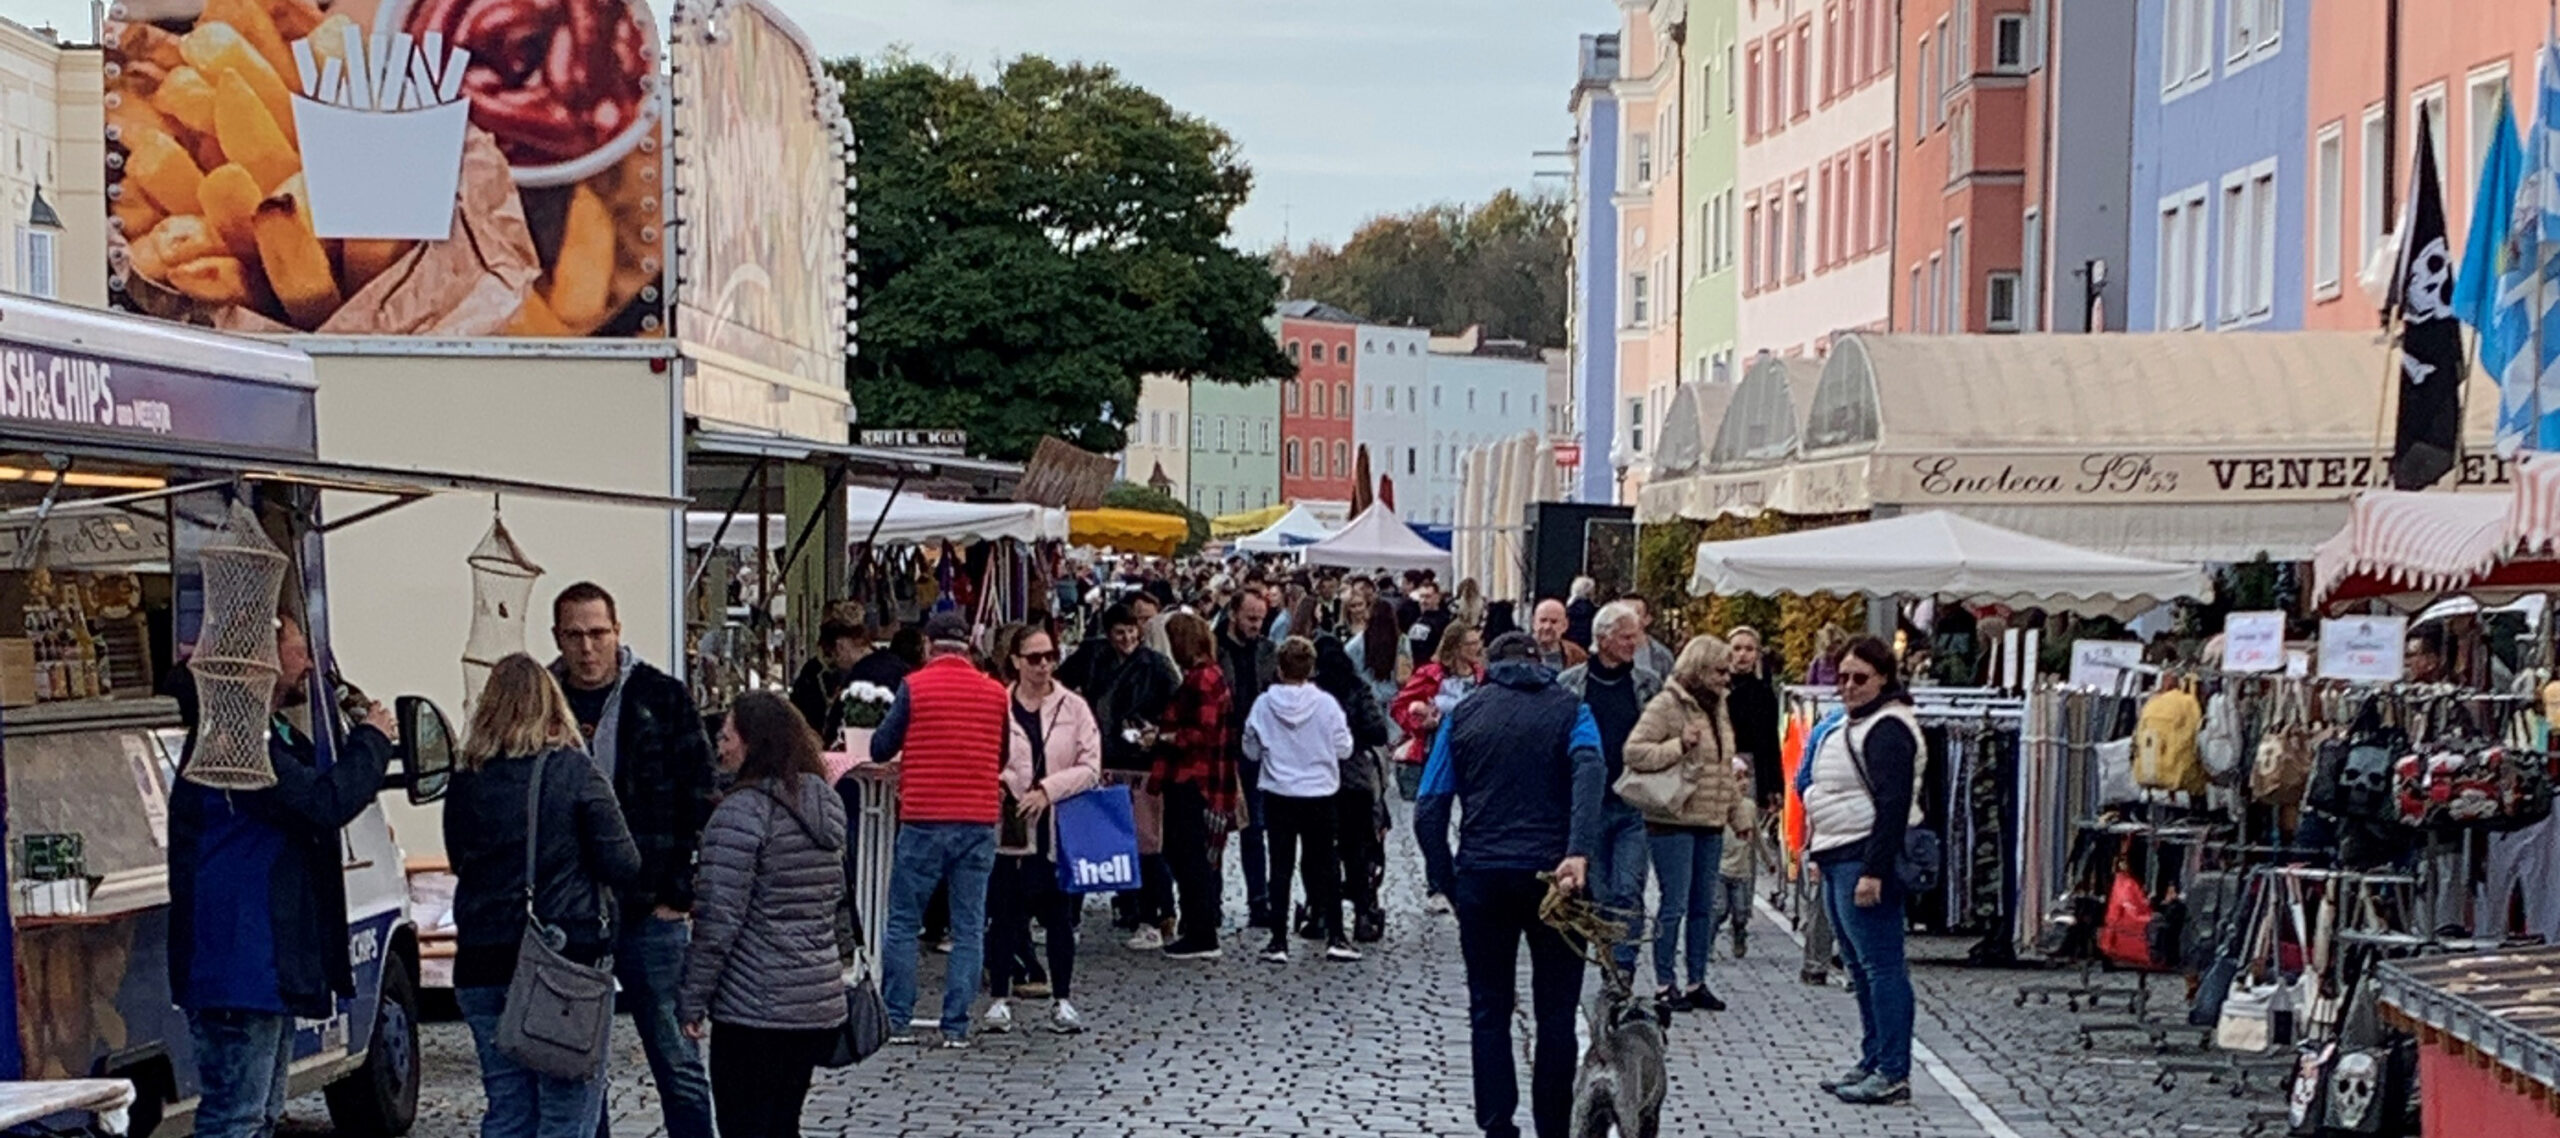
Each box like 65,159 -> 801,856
848,764 -> 900,956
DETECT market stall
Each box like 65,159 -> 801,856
1302,505 -> 1453,574
2312,454 -> 2560,609
1233,503 -> 1339,554
1069,509 -> 1190,556
2380,944 -> 2560,1138
1687,510 -> 2214,618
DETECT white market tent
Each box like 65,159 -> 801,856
684,485 -> 1067,550
1686,510 -> 2213,618
1234,503 -> 1340,554
1303,504 -> 1454,574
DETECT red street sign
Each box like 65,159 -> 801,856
1553,441 -> 1582,468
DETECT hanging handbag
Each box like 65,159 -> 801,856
2098,867 -> 2161,970
1613,758 -> 1691,817
2096,736 -> 2141,807
2252,684 -> 2317,810
1843,720 -> 1942,895
823,941 -> 890,1068
2288,1039 -> 2339,1136
2200,690 -> 2244,780
495,756 -> 618,1080
2218,874 -> 2310,1053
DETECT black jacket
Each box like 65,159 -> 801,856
585,662 -> 717,916
1565,598 -> 1597,648
1729,670 -> 1786,802
169,718 -> 392,1019
1058,638 -> 1178,772
1219,631 -> 1277,762
789,657 -> 851,736
444,748 -> 643,988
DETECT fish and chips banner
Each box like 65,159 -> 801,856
103,0 -> 668,336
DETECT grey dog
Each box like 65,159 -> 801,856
1570,968 -> 1670,1138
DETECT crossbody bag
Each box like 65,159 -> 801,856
495,754 -> 618,1079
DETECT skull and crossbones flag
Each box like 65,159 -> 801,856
2392,104 -> 2466,490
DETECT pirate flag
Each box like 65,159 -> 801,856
2393,103 -> 2465,490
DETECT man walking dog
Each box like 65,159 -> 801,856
1419,632 -> 1606,1138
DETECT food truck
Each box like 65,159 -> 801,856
0,292 -> 664,1136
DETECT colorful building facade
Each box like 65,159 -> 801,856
1568,32 -> 1623,502
1280,309 -> 1359,503
1737,0 -> 1898,359
1684,2 -> 1742,386
1612,0 -> 1685,497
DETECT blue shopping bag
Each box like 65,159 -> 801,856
1053,784 -> 1140,894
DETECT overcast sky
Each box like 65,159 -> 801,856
23,0 -> 1599,250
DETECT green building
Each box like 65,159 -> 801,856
1682,0 -> 1740,386
1185,377 -> 1281,519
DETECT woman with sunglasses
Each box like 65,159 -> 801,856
986,626 -> 1103,1035
1798,636 -> 1923,1106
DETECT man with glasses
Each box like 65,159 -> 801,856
550,583 -> 717,1138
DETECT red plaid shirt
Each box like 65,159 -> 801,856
1158,662 -> 1238,821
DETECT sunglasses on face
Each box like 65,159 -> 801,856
1017,651 -> 1059,665
1838,669 -> 1879,686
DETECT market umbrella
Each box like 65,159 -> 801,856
1351,446 -> 1374,516
1069,508 -> 1189,556
1686,510 -> 2212,618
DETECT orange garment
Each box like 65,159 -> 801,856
1781,712 -> 1809,855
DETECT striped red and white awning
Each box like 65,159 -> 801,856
2313,455 -> 2560,608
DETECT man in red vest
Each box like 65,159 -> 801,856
871,611 -> 1010,1047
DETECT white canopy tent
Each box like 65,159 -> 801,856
685,485 -> 1067,550
1234,503 -> 1340,554
1302,504 -> 1455,574
1686,511 -> 2213,618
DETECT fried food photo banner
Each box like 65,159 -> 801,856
103,0 -> 668,337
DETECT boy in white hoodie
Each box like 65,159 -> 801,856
1245,636 -> 1359,962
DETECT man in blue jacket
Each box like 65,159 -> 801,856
169,612 -> 395,1138
1418,632 -> 1605,1138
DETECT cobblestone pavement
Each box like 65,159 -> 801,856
287,813 -> 2291,1138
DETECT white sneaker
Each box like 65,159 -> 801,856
1426,893 -> 1453,915
982,999 -> 1013,1033
1051,1000 -> 1085,1034
1125,925 -> 1165,951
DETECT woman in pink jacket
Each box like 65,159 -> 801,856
985,625 -> 1104,1035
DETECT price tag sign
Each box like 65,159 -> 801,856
2317,616 -> 2408,683
2068,640 -> 2147,691
2222,611 -> 2286,673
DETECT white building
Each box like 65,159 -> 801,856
1420,343 -> 1548,527
1353,323 -> 1430,512
1,17 -> 104,306
1116,374 -> 1191,502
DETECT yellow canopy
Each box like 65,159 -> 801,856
1210,503 -> 1290,539
1070,508 -> 1189,555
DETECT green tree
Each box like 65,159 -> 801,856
1103,481 -> 1208,558
835,54 -> 1294,462
1273,189 -> 1570,347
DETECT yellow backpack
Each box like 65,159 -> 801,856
2133,686 -> 2208,794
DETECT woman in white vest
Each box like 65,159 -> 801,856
1798,636 -> 1925,1107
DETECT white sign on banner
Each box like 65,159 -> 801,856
2285,650 -> 2311,677
2222,611 -> 2287,673
2068,640 -> 2148,691
2318,616 -> 2409,683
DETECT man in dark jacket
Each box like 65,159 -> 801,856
551,583 -> 717,1138
1416,632 -> 1603,1138
788,617 -> 869,735
1057,601 -> 1179,938
170,613 -> 395,1138
1220,591 -> 1280,927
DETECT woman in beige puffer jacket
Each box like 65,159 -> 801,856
1623,634 -> 1744,1011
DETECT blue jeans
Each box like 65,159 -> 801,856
1821,854 -> 1914,1082
883,822 -> 996,1039
1591,807 -> 1650,979
186,1008 -> 292,1138
459,987 -> 608,1138
1647,827 -> 1724,990
597,915 -> 713,1138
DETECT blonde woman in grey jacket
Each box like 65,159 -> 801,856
678,692 -> 848,1138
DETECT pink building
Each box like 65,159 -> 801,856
1738,0 -> 1899,361
1612,0 -> 1685,497
2304,0 -> 2546,331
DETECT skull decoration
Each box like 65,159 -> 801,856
2327,1049 -> 2380,1129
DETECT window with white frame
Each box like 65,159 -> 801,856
1629,396 -> 1647,453
16,227 -> 55,300
1947,222 -> 1968,329
2163,0 -> 2213,95
1790,186 -> 1809,278
2361,104 -> 2388,270
1910,263 -> 1926,331
1632,133 -> 1654,187
1744,201 -> 1762,290
2220,177 -> 2250,324
2214,161 -> 2278,326
2251,166 -> 2277,316
2158,185 -> 2210,330
2413,84 -> 2449,180
2468,66 -> 2512,193
2315,123 -> 2344,296
2228,0 -> 2280,66
1929,253 -> 1947,332
1918,35 -> 1935,137
1987,272 -> 2022,330
1285,439 -> 1301,476
1630,271 -> 1651,326
1993,13 -> 2029,72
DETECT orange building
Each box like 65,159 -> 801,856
1892,0 -> 2040,333
1280,312 -> 1358,503
2304,0 -> 2548,331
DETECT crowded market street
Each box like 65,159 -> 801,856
282,811 -> 2273,1138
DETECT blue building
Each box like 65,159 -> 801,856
1569,32 -> 1621,503
2126,0 -> 2311,332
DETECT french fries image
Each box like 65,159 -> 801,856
151,67 -> 217,135
253,190 -> 341,328
268,0 -> 325,41
199,164 -> 263,257
121,127 -> 204,215
547,185 -> 616,328
212,71 -> 299,191
167,255 -> 254,306
506,292 -> 574,336
153,216 -> 229,268
201,0 -> 300,105
115,22 -> 183,74
179,23 -> 296,147
103,95 -> 173,150
109,190 -> 163,241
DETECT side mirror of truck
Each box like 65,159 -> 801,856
396,695 -> 457,805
